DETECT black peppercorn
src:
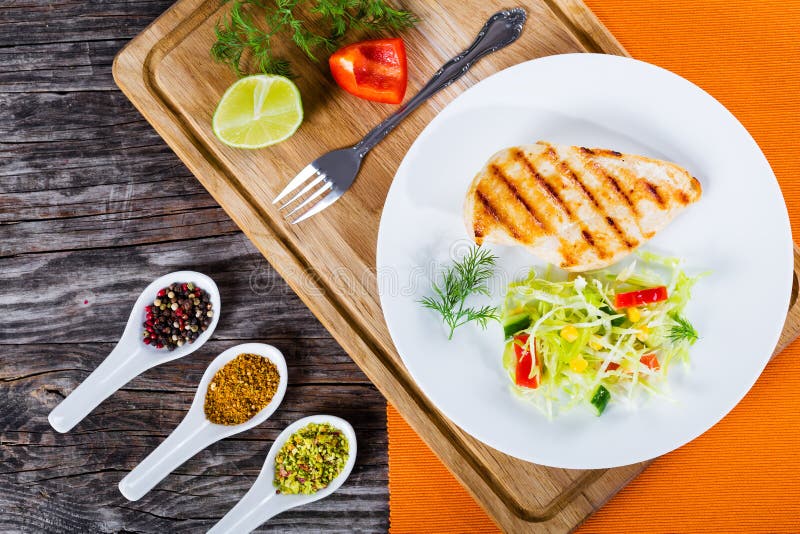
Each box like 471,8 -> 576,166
142,282 -> 213,351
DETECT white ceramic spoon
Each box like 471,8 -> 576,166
208,415 -> 357,534
118,343 -> 289,501
48,271 -> 221,433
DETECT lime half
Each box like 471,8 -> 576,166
212,75 -> 303,149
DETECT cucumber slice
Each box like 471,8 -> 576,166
503,314 -> 532,339
591,385 -> 611,415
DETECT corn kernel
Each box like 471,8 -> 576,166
626,307 -> 641,322
636,324 -> 649,342
560,325 -> 579,342
589,337 -> 604,351
569,355 -> 588,373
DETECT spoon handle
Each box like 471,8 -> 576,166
118,410 -> 214,501
208,483 -> 280,534
48,343 -> 147,433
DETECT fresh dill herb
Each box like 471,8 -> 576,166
668,313 -> 699,345
211,0 -> 418,77
420,246 -> 500,340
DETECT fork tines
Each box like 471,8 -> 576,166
273,163 -> 337,224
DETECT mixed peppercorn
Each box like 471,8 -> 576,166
142,282 -> 213,350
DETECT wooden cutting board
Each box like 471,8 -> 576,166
113,1 -> 800,531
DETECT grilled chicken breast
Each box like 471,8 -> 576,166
464,142 -> 701,271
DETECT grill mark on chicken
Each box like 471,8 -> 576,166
466,143 -> 701,271
610,164 -> 668,213
643,180 -> 666,207
560,160 -> 600,209
512,149 -> 570,216
476,189 -> 522,240
490,164 -> 545,230
491,162 -> 579,266
472,202 -> 487,242
581,155 -> 639,215
538,145 -> 615,259
574,150 -> 642,247
594,148 -> 623,158
557,157 -> 633,249
512,150 -> 594,262
605,217 -> 636,248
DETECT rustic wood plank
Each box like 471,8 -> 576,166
0,91 -> 161,143
109,0 -> 648,530
0,94 -> 184,193
0,250 -> 390,533
0,236 -> 337,343
0,1 -> 390,531
0,40 -> 125,93
0,0 -> 174,45
1,341 -> 387,533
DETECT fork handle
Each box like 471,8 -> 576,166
353,8 -> 527,157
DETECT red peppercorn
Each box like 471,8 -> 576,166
143,282 -> 212,350
143,338 -> 151,345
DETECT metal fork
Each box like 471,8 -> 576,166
273,8 -> 527,223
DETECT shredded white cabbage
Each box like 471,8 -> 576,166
501,253 -> 702,418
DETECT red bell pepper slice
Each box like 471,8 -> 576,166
513,334 -> 539,389
329,38 -> 407,104
614,286 -> 668,308
607,354 -> 660,372
639,353 -> 660,370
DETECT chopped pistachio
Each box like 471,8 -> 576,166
273,423 -> 348,495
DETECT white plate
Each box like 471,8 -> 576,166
376,53 -> 793,469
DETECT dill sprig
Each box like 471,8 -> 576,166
668,313 -> 699,345
211,0 -> 418,77
420,246 -> 500,340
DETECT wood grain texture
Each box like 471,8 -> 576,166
113,0 -> 800,531
110,1 -> 648,532
0,1 -> 388,531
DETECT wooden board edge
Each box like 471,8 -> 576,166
109,9 -> 589,530
774,244 -> 800,354
109,0 -> 800,531
545,0 -> 630,56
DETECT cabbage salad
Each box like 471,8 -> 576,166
501,252 -> 701,418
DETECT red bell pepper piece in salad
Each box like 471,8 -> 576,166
329,38 -> 408,104
639,353 -> 660,370
513,334 -> 539,388
606,353 -> 660,372
614,286 -> 668,308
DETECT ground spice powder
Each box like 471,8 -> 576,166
204,353 -> 280,425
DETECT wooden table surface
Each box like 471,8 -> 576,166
0,1 -> 388,531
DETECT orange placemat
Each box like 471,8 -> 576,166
388,1 -> 800,532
